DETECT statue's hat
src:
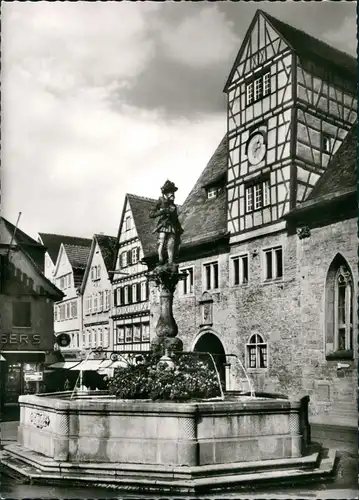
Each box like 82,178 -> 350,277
161,180 -> 178,194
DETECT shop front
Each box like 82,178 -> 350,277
0,331 -> 55,408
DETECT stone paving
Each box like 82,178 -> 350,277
1,419 -> 357,499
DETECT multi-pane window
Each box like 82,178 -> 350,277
245,178 -> 270,212
117,322 -> 150,345
104,290 -> 110,310
91,265 -> 101,281
141,281 -> 148,301
246,72 -> 271,106
120,252 -> 127,268
263,247 -> 283,281
66,302 -> 71,319
232,255 -> 249,285
263,72 -> 271,96
125,325 -> 133,343
335,266 -> 353,351
181,267 -> 194,295
71,301 -> 77,318
98,291 -> 103,312
132,283 -> 138,302
124,286 -> 130,305
12,302 -> 31,327
247,334 -> 267,369
125,216 -> 131,231
93,293 -> 98,313
131,247 -> 139,264
117,326 -> 125,344
204,262 -> 219,291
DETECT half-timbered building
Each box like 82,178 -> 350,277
80,234 -> 117,351
147,10 -> 357,444
111,195 -> 156,352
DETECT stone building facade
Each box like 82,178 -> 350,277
148,10 -> 357,428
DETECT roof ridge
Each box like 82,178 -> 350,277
126,193 -> 158,203
262,10 -> 356,62
39,232 -> 92,240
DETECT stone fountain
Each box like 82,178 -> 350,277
0,181 -> 336,493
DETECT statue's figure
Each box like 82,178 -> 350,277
150,180 -> 183,265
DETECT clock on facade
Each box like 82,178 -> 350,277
247,133 -> 266,165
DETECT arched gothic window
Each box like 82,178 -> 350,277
325,256 -> 354,358
246,334 -> 267,369
334,266 -> 353,351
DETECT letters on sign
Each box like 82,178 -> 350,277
119,303 -> 148,315
0,333 -> 41,345
30,411 -> 50,429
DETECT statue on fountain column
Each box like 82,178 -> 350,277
149,180 -> 183,265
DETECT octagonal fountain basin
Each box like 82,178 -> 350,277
1,392 -> 335,493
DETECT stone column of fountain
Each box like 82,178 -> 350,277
147,180 -> 187,361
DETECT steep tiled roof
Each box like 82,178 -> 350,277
63,243 -> 91,270
263,11 -> 356,77
306,122 -> 357,202
4,218 -> 42,248
179,135 -> 228,246
95,234 -> 117,272
39,233 -> 92,264
127,194 -> 158,257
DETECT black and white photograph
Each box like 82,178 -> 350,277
0,1 -> 357,498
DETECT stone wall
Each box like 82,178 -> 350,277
150,217 -> 357,424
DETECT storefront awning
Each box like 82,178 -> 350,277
70,359 -> 104,371
49,361 -> 82,369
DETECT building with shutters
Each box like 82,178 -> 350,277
52,238 -> 92,352
145,9 -> 357,437
80,234 -> 117,351
0,218 -> 63,407
38,233 -> 94,285
111,194 -> 157,352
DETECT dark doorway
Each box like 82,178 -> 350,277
193,332 -> 226,385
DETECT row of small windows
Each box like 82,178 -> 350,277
117,323 -> 150,344
180,247 -> 283,294
85,290 -> 111,315
82,327 -> 110,349
114,281 -> 149,306
245,178 -> 270,212
57,273 -> 72,291
119,247 -> 141,268
55,300 -> 78,321
246,72 -> 271,106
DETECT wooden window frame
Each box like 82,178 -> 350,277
246,334 -> 268,369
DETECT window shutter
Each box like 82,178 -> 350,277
120,287 -> 125,305
137,283 -> 141,302
127,250 -> 132,266
128,285 -> 133,304
136,247 -> 140,262
146,281 -> 149,300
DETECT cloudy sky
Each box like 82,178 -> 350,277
2,1 -> 356,239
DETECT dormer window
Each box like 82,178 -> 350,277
321,133 -> 332,154
207,186 -> 219,199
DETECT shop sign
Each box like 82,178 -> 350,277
24,371 -> 43,382
0,333 -> 41,347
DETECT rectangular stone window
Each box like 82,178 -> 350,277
180,267 -> 194,295
232,254 -> 249,285
203,261 -> 219,291
263,246 -> 283,281
12,302 -> 31,327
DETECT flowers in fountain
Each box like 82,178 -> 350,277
108,353 -> 221,401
